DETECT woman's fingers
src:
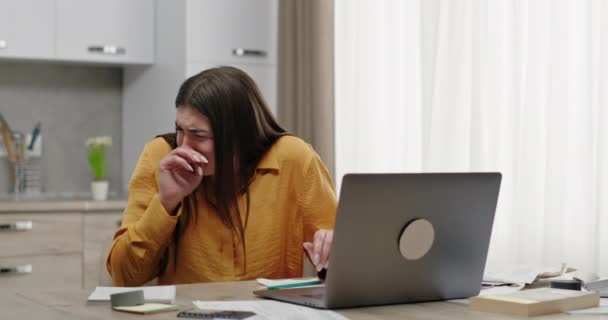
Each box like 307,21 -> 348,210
172,148 -> 208,165
162,147 -> 209,176
170,147 -> 207,176
158,147 -> 206,215
320,230 -> 333,269
162,154 -> 200,175
303,242 -> 314,260
304,229 -> 333,272
312,230 -> 327,270
303,241 -> 325,273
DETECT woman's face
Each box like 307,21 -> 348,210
175,105 -> 215,176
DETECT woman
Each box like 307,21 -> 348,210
107,66 -> 336,286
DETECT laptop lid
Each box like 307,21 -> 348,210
256,172 -> 502,309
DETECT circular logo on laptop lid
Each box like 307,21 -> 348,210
399,218 -> 435,260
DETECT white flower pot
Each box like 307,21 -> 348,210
91,180 -> 109,201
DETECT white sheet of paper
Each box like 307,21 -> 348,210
480,285 -> 525,295
256,278 -> 319,287
87,285 -> 176,304
192,300 -> 348,320
483,265 -> 554,284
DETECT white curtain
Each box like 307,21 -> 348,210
335,0 -> 608,275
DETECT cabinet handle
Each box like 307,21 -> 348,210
0,40 -> 6,49
232,48 -> 267,58
0,221 -> 33,231
88,45 -> 126,55
0,264 -> 32,275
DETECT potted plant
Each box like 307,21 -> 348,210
86,136 -> 112,201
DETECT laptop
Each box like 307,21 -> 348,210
254,172 -> 502,309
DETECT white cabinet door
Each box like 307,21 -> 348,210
56,0 -> 154,64
0,0 -> 55,59
187,63 -> 277,116
186,0 -> 278,65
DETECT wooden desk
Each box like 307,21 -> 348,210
0,281 -> 599,319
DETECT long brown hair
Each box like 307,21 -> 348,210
172,66 -> 286,265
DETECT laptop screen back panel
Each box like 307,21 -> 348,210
323,173 -> 501,309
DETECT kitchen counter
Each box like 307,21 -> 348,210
0,198 -> 127,213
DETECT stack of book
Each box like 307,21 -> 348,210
470,288 -> 599,317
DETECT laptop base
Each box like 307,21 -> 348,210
254,286 -> 327,309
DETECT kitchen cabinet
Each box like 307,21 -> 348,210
185,0 -> 277,107
56,0 -> 154,64
186,0 -> 277,65
122,0 -> 278,190
0,254 -> 82,289
0,213 -> 82,289
0,213 -> 81,257
0,200 -> 126,289
0,0 -> 154,65
0,0 -> 55,60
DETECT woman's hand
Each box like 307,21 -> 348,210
158,147 -> 207,214
303,229 -> 334,272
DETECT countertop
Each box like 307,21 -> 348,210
0,195 -> 127,213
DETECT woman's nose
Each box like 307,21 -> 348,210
181,135 -> 195,149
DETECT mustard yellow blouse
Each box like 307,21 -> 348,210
107,136 -> 337,286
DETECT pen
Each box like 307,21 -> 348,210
266,280 -> 323,290
28,122 -> 41,151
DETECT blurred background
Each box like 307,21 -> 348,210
1,0 -> 608,289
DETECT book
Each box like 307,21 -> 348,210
470,288 -> 600,317
256,278 -> 323,290
113,303 -> 178,314
87,285 -> 176,304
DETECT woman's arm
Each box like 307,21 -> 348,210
106,140 -> 181,286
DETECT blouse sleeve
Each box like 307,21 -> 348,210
298,151 -> 338,243
106,140 -> 182,286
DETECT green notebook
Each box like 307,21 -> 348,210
113,303 -> 179,314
